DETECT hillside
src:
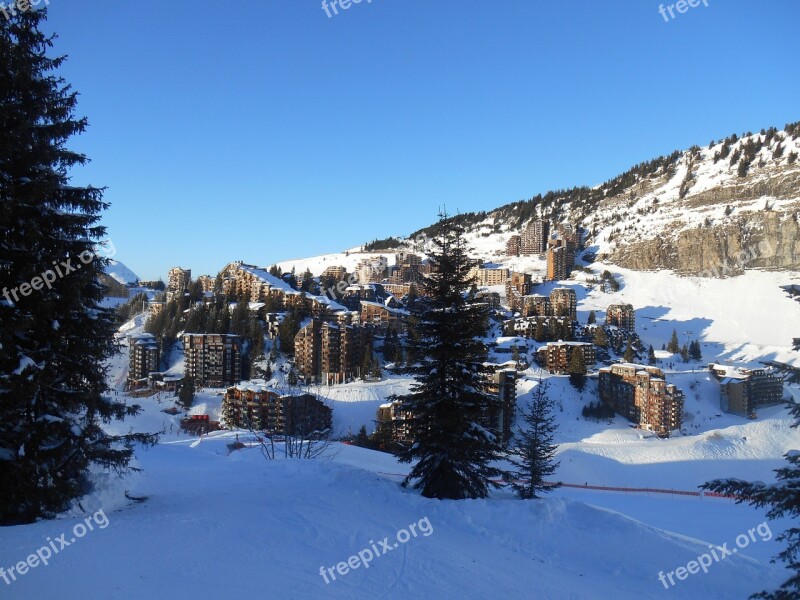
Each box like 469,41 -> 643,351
356,122 -> 800,276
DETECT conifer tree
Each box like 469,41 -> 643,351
587,310 -> 596,325
568,347 -> 587,391
593,326 -> 608,348
647,345 -> 657,365
390,213 -> 504,499
702,400 -> 800,599
624,340 -> 636,363
507,379 -> 560,499
0,9 -> 157,524
667,329 -> 681,353
178,377 -> 196,410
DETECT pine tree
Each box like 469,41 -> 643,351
390,213 -> 504,500
593,326 -> 609,348
689,340 -> 703,361
287,367 -> 299,387
0,10 -> 157,524
702,400 -> 800,599
568,347 -> 587,391
647,345 -> 657,365
355,425 -> 369,447
264,362 -> 272,381
680,343 -> 690,362
667,329 -> 681,353
624,340 -> 636,363
587,310 -> 596,325
507,379 -> 560,499
178,378 -> 196,410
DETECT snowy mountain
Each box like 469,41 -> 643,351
349,122 -> 800,276
103,259 -> 139,286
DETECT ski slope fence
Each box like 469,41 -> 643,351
375,472 -> 740,501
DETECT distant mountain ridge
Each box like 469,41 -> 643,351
369,121 -> 800,275
104,260 -> 139,286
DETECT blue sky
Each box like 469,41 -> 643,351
43,0 -> 800,281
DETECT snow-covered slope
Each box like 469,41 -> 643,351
104,259 -> 139,285
0,437 -> 786,599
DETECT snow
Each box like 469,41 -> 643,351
103,259 -> 139,286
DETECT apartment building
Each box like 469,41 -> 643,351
167,267 -> 191,301
360,301 -> 409,334
473,268 -> 510,287
536,341 -> 595,374
221,262 -> 346,315
521,294 -> 550,317
474,290 -> 502,311
147,301 -> 166,319
484,367 -> 518,443
222,385 -> 332,435
549,287 -> 577,319
321,265 -> 348,280
294,318 -> 373,385
505,272 -> 533,312
605,303 -> 636,331
128,333 -> 160,385
355,256 -> 389,284
521,219 -> 550,255
506,234 -> 522,257
546,239 -> 571,281
506,315 -> 574,340
598,364 -> 684,437
183,333 -> 242,387
196,275 -> 216,294
708,363 -> 784,416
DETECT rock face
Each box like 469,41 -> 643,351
612,210 -> 800,275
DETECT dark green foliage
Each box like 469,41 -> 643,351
116,292 -> 148,324
667,330 -> 681,354
582,401 -> 616,420
647,345 -> 657,365
391,214 -> 504,500
507,380 -> 560,499
568,348 -> 587,391
587,310 -> 596,325
0,9 -> 157,524
177,377 -> 195,410
689,340 -> 702,361
354,425 -> 369,447
624,340 -> 635,363
702,399 -> 800,599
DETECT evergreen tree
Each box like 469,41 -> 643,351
568,348 -> 587,391
178,378 -> 196,410
689,340 -> 703,361
534,319 -> 546,342
0,10 -> 157,524
507,379 -> 560,499
355,425 -> 369,447
702,400 -> 800,599
269,340 -> 278,363
264,362 -> 272,381
680,343 -> 690,362
593,326 -> 609,348
587,310 -> 596,325
667,329 -> 681,353
287,367 -> 299,387
624,340 -> 636,363
390,214 -> 504,500
647,344 -> 657,365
